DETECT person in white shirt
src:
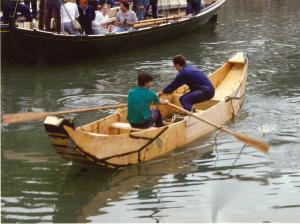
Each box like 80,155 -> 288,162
112,0 -> 138,33
61,0 -> 80,35
92,4 -> 111,34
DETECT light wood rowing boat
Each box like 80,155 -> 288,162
44,52 -> 248,169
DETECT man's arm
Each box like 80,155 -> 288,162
150,91 -> 169,104
162,73 -> 184,94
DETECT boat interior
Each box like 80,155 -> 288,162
79,55 -> 246,136
13,0 -> 218,35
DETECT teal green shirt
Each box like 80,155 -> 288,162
127,87 -> 159,124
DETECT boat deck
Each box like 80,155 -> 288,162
213,64 -> 243,101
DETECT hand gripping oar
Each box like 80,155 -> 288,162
3,103 -> 127,125
167,102 -> 270,154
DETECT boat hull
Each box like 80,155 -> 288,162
44,53 -> 248,169
6,0 -> 225,63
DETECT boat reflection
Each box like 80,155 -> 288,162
52,137 -> 270,223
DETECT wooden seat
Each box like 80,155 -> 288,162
212,65 -> 243,101
111,122 -> 157,132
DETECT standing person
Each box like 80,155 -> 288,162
61,0 -> 80,34
186,0 -> 202,15
24,0 -> 37,18
78,0 -> 96,34
113,0 -> 137,32
127,73 -> 168,129
162,55 -> 215,111
145,0 -> 158,19
45,0 -> 61,33
92,3 -> 111,34
1,0 -> 32,23
137,0 -> 149,21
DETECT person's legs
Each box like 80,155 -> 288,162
52,4 -> 61,33
186,1 -> 192,15
2,2 -> 14,24
64,22 -> 80,35
180,89 -> 214,111
130,109 -> 164,129
93,28 -> 108,35
150,109 -> 164,127
193,0 -> 201,14
45,4 -> 52,31
85,22 -> 93,35
150,0 -> 158,18
112,26 -> 126,33
24,0 -> 37,18
31,0 -> 37,18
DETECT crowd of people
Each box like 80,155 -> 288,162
1,0 -> 207,35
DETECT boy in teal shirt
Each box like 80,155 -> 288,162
127,73 -> 168,128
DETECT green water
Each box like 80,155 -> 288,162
1,0 -> 300,222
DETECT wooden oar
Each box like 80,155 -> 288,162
3,103 -> 127,125
167,102 -> 270,154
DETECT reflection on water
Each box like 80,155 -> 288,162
1,0 -> 300,222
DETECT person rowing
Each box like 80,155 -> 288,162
127,73 -> 168,129
162,55 -> 215,111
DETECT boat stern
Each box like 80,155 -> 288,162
43,116 -> 92,164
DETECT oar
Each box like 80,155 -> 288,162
3,103 -> 127,125
167,102 -> 270,154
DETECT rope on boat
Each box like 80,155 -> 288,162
225,85 -> 246,117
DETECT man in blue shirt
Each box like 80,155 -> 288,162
162,55 -> 215,111
127,73 -> 168,129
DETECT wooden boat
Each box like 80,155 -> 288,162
44,52 -> 248,169
4,0 -> 225,63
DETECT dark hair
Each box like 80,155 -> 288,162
120,0 -> 129,9
173,55 -> 186,67
138,73 -> 154,86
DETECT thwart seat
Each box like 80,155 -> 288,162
111,122 -> 157,132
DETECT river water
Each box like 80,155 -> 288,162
1,0 -> 300,222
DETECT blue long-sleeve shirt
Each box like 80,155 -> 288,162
163,64 -> 215,94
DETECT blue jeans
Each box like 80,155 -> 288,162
64,22 -> 80,35
180,89 -> 215,111
130,109 -> 164,128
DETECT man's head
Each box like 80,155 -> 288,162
173,55 -> 186,71
138,73 -> 154,88
120,0 -> 129,12
79,0 -> 88,8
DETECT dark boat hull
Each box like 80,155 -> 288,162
5,0 -> 225,63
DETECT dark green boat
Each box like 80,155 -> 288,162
3,0 -> 226,63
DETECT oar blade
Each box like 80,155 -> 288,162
2,112 -> 49,125
234,132 -> 270,154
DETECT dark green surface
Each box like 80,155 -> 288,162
1,0 -> 300,222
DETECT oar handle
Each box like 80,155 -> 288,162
167,102 -> 270,154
